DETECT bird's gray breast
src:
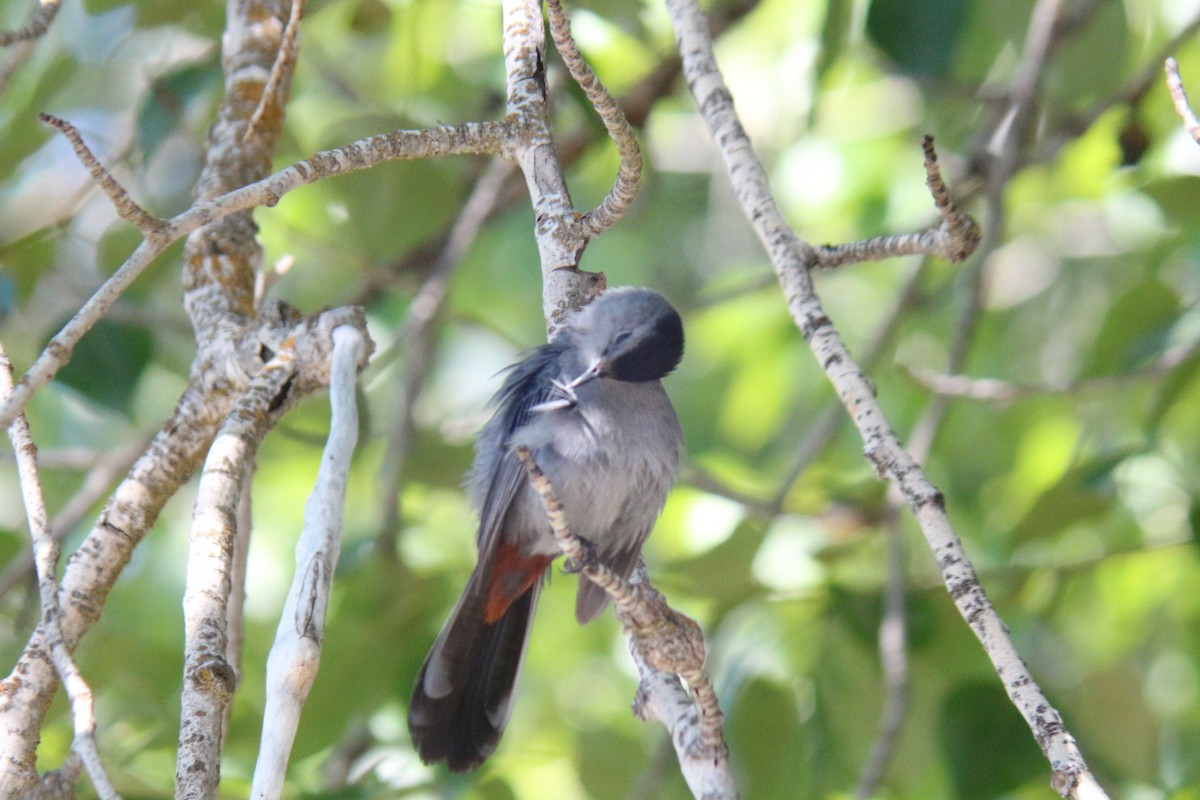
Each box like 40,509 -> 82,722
507,378 -> 681,557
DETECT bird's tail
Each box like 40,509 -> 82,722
408,548 -> 551,772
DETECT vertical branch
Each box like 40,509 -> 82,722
501,0 -> 604,335
184,0 -> 296,335
251,326 -> 365,800
176,352 -> 299,800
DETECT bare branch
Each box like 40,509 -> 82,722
0,0 -> 61,46
252,325 -> 367,800
854,510 -> 908,800
911,332 -> 1200,403
1166,57 -> 1200,145
0,437 -> 146,601
0,118 -> 509,432
663,0 -> 1107,796
545,0 -> 643,237
0,344 -> 120,800
514,446 -> 739,800
38,114 -> 164,236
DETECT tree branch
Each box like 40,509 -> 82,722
0,0 -> 61,46
1166,57 -> 1200,144
251,325 -> 367,800
515,446 -> 740,800
662,0 -> 1108,797
0,345 -> 120,800
545,0 -> 643,237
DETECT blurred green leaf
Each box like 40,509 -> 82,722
135,60 -> 220,158
1011,452 -> 1127,545
1084,280 -> 1180,378
938,683 -> 1044,799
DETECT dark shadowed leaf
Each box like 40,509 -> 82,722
866,0 -> 968,78
52,317 -> 154,415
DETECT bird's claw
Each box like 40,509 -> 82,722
530,378 -> 579,414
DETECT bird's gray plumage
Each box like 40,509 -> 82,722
408,287 -> 684,772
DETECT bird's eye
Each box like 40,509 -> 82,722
613,330 -> 633,347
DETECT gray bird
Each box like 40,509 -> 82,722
408,287 -> 685,772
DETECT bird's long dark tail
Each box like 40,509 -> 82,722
408,551 -> 549,772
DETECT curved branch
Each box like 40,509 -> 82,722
0,118 -> 509,432
545,0 -> 643,237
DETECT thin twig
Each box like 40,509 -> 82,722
38,114 -> 164,236
911,333 -> 1200,403
0,0 -> 61,46
813,138 -> 980,269
0,437 -> 148,600
853,509 -> 908,799
245,0 -> 305,142
0,344 -> 121,800
545,0 -> 643,237
376,158 -> 514,555
1166,57 -> 1200,145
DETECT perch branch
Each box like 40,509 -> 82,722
0,345 -> 119,800
251,325 -> 367,800
663,0 -> 1107,797
514,446 -> 739,800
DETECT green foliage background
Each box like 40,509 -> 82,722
1,0 -> 1199,798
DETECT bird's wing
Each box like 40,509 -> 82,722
475,341 -> 568,553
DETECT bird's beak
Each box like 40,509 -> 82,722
564,361 -> 603,390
